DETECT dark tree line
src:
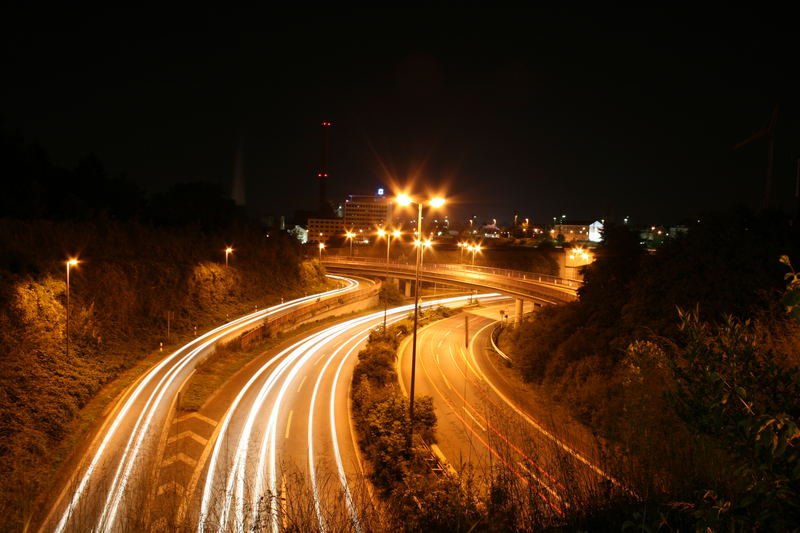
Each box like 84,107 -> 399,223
504,208 -> 800,530
0,126 -> 241,229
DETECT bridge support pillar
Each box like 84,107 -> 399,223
404,280 -> 413,297
515,298 -> 524,326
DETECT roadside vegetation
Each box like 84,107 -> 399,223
0,219 -> 329,529
352,305 -> 514,531
500,209 -> 800,530
0,128 -> 336,531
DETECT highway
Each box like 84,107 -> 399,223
397,305 -> 626,517
38,277 -> 505,532
323,257 -> 580,304
187,293 -> 505,533
37,276 -> 362,533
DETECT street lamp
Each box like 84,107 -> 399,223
457,241 -> 466,263
377,228 -> 401,332
65,258 -> 78,358
394,192 -> 446,449
468,244 -> 482,265
318,242 -> 326,261
225,247 -> 234,267
414,238 -> 433,266
345,231 -> 356,256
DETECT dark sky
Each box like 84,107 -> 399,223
3,6 -> 798,225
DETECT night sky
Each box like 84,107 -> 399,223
3,6 -> 798,226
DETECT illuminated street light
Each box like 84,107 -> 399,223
568,246 -> 591,263
377,228 -> 401,331
345,231 -> 356,256
318,242 -> 326,261
468,244 -> 482,265
393,192 -> 446,449
66,258 -> 79,359
225,247 -> 234,267
414,238 -> 433,265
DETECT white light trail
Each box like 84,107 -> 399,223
52,276 -> 359,533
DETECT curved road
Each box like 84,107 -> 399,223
37,277 -> 362,533
39,281 -> 505,532
187,293 -> 505,533
397,306 -> 626,518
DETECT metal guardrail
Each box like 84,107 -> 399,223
323,255 -> 581,287
238,283 -> 380,349
490,324 -> 512,362
322,257 -> 579,303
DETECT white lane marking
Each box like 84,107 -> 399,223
167,431 -> 208,446
463,406 -> 487,431
285,410 -> 294,440
176,412 -> 218,426
157,481 -> 185,497
468,321 -> 629,493
53,276 -> 360,533
161,453 -> 197,467
330,338 -> 374,533
517,462 -> 564,502
442,373 -> 453,391
200,292 -> 504,533
296,375 -> 308,393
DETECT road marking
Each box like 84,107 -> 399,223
517,462 -> 564,502
167,430 -> 208,446
435,351 -> 440,365
161,453 -> 197,467
285,410 -> 294,439
463,406 -> 487,431
296,375 -> 307,392
468,321 -> 628,492
442,373 -> 453,391
156,481 -> 185,497
175,412 -> 217,427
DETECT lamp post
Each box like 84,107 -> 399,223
395,193 -> 445,449
468,244 -> 481,265
458,241 -> 466,263
345,231 -> 355,256
377,228 -> 400,332
318,242 -> 325,261
225,247 -> 234,267
65,259 -> 78,358
414,238 -> 433,266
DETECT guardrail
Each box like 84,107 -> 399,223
238,283 -> 381,350
322,256 -> 582,288
322,257 -> 580,303
490,324 -> 512,362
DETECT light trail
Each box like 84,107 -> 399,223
49,276 -> 360,533
199,293 -> 505,533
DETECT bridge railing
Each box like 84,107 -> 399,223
322,256 -> 582,289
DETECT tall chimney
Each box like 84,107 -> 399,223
318,121 -> 331,213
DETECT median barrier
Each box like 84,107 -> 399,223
237,283 -> 381,350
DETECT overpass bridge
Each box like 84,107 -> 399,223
321,257 -> 580,318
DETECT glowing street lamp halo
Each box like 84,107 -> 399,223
391,188 -> 448,449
